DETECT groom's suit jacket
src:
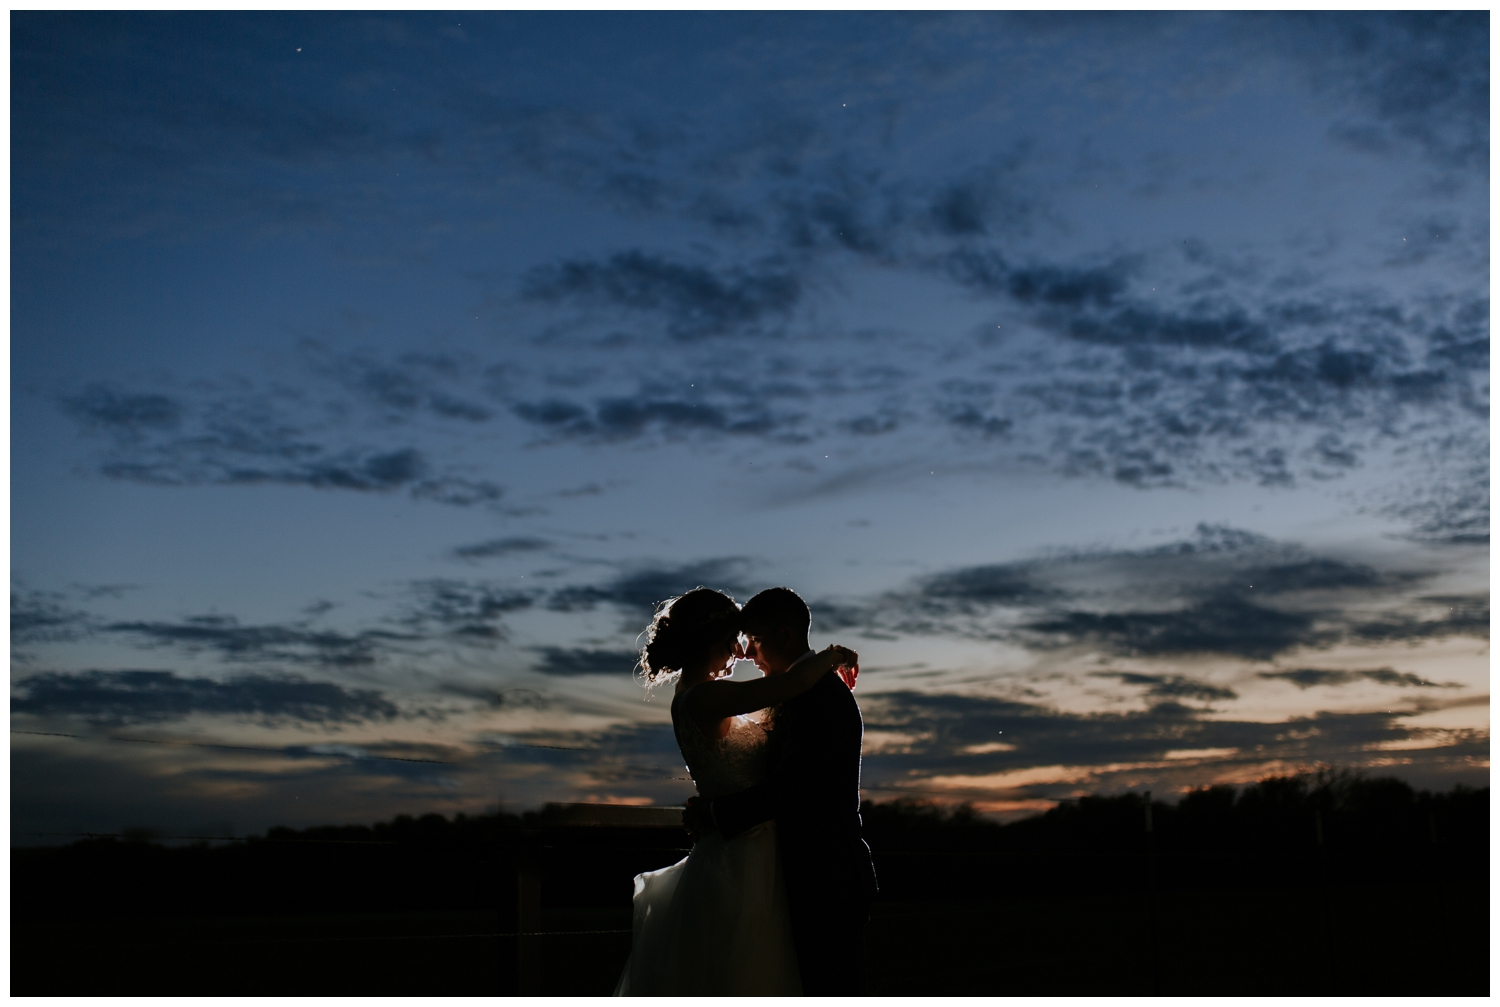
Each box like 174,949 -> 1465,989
710,668 -> 878,994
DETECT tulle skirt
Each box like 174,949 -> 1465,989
614,819 -> 802,995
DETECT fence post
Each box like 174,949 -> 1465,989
1428,810 -> 1452,978
1314,808 -> 1335,993
1144,790 -> 1160,995
517,845 -> 543,995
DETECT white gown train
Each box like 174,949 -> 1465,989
614,699 -> 802,996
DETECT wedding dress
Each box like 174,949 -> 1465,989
613,688 -> 802,995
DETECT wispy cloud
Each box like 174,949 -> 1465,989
513,394 -> 786,443
521,250 -> 801,340
858,688 -> 1484,801
1280,11 -> 1489,171
1025,598 -> 1323,660
1093,671 -> 1238,703
12,588 -> 96,649
546,558 -> 755,617
1258,666 -> 1462,689
1347,593 -> 1489,645
812,524 -> 1485,660
61,384 -> 184,433
104,615 -> 418,667
309,349 -> 496,423
11,669 -> 401,726
401,579 -> 537,642
451,537 -> 551,561
60,383 -> 506,507
531,647 -> 641,676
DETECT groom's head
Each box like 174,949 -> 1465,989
739,587 -> 811,676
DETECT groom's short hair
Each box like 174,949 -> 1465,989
740,587 -> 810,644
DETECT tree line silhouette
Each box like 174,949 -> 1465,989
11,771 -> 1487,995
862,771 -> 1486,855
12,771 -> 1485,919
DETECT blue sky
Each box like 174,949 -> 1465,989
11,12 -> 1488,840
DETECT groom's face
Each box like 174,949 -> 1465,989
739,632 -> 787,676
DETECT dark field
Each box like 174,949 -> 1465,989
11,883 -> 1487,995
12,780 -> 1488,995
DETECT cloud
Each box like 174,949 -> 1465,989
451,537 -> 551,561
1017,579 -> 1484,663
923,154 -> 1039,237
774,183 -> 897,259
1284,12 -> 1489,171
1026,597 -> 1323,660
104,615 -> 415,667
12,589 -> 95,648
915,563 -> 1063,615
1094,672 -> 1238,702
310,349 -> 495,423
1064,303 -> 1273,353
1258,667 -> 1461,689
542,720 -> 692,786
18,580 -> 542,671
1137,523 -> 1277,557
856,688 -> 1481,800
407,476 -> 505,507
61,383 -> 506,507
547,559 -> 754,617
521,250 -> 801,339
61,384 -> 183,433
11,669 -> 400,726
439,683 -> 551,710
1236,558 -> 1385,594
1348,593 -> 1489,644
935,240 -> 1487,497
811,525 -> 1482,660
944,249 -> 1130,310
512,396 -> 784,442
860,689 -> 1299,771
29,17 -> 1485,540
1383,459 -> 1489,545
820,523 -> 1277,634
402,579 -> 536,641
224,447 -> 428,491
531,647 -> 641,676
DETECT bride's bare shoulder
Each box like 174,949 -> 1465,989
675,677 -> 724,710
674,678 -> 732,719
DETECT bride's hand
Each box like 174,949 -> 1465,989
822,644 -> 859,690
822,644 -> 857,667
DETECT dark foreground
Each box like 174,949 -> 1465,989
13,780 -> 1487,995
11,882 -> 1487,996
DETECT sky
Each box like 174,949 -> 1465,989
10,12 -> 1489,842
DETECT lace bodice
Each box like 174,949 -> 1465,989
671,688 -> 773,798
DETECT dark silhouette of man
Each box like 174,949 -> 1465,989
686,587 -> 877,994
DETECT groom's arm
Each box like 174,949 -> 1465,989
710,675 -> 838,839
708,691 -> 817,840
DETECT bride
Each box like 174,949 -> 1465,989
613,587 -> 855,996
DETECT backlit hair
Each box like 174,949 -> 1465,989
739,587 -> 810,647
636,587 -> 740,688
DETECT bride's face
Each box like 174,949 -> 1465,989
708,634 -> 737,677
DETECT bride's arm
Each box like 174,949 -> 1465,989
683,645 -> 857,723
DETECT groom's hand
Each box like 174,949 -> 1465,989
682,796 -> 715,843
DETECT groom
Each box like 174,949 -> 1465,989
685,587 -> 878,994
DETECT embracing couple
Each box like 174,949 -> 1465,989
614,586 -> 878,996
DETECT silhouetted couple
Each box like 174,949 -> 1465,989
613,586 -> 877,996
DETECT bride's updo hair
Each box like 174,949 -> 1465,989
637,587 -> 740,687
